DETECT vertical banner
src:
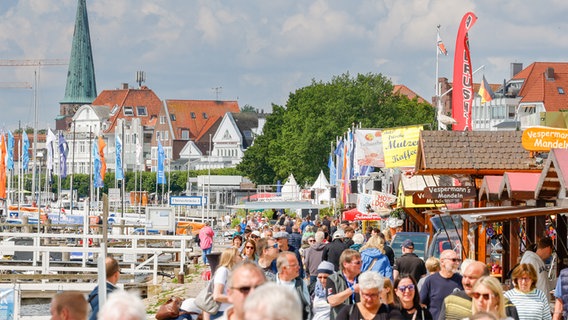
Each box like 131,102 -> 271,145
354,129 -> 384,168
22,133 -> 30,171
157,141 -> 166,185
115,135 -> 124,180
93,137 -> 103,188
59,133 -> 69,178
0,135 -> 5,198
0,287 -> 15,320
382,126 -> 422,168
451,12 -> 477,131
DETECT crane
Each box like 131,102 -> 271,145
0,82 -> 32,89
0,59 -> 68,67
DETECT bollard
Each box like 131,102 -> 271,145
177,272 -> 184,284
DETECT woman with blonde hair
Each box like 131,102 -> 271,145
381,278 -> 395,305
471,276 -> 511,320
360,235 -> 392,280
210,247 -> 242,319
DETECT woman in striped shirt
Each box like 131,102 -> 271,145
504,263 -> 551,320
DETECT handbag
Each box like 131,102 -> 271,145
194,278 -> 220,314
156,296 -> 182,320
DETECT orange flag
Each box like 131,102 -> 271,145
98,136 -> 107,181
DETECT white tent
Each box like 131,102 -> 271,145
310,170 -> 331,203
281,174 -> 300,200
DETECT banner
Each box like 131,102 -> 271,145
6,131 -> 13,170
59,133 -> 69,178
0,287 -> 15,320
451,12 -> 477,131
382,126 -> 422,168
157,140 -> 166,184
354,129 -> 384,168
522,126 -> 568,151
0,135 -> 5,198
98,136 -> 107,183
93,137 -> 103,188
328,154 -> 336,185
115,135 -> 124,180
22,133 -> 30,171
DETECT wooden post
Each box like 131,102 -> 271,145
462,220 -> 470,260
477,223 -> 486,264
509,219 -> 520,274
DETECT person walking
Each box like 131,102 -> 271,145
326,249 -> 362,320
394,274 -> 432,320
504,263 -> 551,320
220,261 -> 267,320
520,237 -> 554,295
359,235 -> 392,280
88,256 -> 120,320
393,239 -> 427,282
323,230 -> 349,271
199,221 -> 215,265
276,251 -> 312,319
305,231 -> 327,286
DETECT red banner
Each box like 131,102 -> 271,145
452,12 -> 477,131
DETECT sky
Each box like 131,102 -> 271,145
1,0 -> 568,131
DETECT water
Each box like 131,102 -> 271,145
20,302 -> 50,318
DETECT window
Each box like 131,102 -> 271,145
160,116 -> 166,124
156,132 -> 161,141
124,106 -> 134,116
559,87 -> 565,94
190,112 -> 196,119
181,130 -> 189,140
164,131 -> 169,140
202,112 -> 208,119
170,114 -> 176,121
110,105 -> 119,115
137,106 -> 147,116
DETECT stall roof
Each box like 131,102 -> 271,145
478,176 -> 503,202
415,131 -> 540,175
536,148 -> 568,200
458,207 -> 568,223
499,172 -> 541,200
228,201 -> 327,210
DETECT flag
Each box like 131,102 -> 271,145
58,133 -> 69,178
157,140 -> 166,184
437,30 -> 448,55
328,154 -> 336,185
135,135 -> 142,167
0,135 -> 6,198
115,135 -> 124,180
46,129 -> 56,175
7,131 -> 14,170
451,12 -> 477,131
22,133 -> 30,171
93,137 -> 103,188
98,136 -> 107,182
479,75 -> 495,104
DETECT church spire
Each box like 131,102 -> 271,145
60,0 -> 97,110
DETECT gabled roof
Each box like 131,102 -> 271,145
231,112 -> 259,148
91,86 -> 163,132
392,85 -> 428,104
499,172 -> 540,200
415,131 -> 539,175
535,148 -> 568,199
513,62 -> 568,111
478,175 -> 503,202
165,100 -> 240,141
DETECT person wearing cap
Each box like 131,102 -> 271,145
323,229 -> 349,272
393,239 -> 427,283
312,261 -> 334,320
274,231 -> 305,279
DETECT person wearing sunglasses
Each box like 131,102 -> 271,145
394,274 -> 432,320
504,263 -> 551,320
471,276 -> 511,320
335,271 -> 403,320
209,248 -> 243,320
419,250 -> 463,320
304,231 -> 327,287
326,249 -> 363,320
256,237 -> 279,281
241,240 -> 257,261
312,261 -> 334,320
222,261 -> 267,320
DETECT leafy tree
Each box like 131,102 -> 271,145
240,104 -> 257,113
238,72 -> 435,185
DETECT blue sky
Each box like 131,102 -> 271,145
1,0 -> 568,131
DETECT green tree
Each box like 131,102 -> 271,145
237,72 -> 435,185
240,104 -> 257,113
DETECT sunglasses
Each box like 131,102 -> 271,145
317,275 -> 328,279
271,243 -> 279,249
444,258 -> 462,262
308,239 -> 316,243
472,292 -> 493,300
397,284 -> 415,292
232,284 -> 261,295
251,235 -> 260,239
245,246 -> 255,249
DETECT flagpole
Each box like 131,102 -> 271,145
436,25 -> 442,130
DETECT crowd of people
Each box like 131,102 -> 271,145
49,213 -> 562,320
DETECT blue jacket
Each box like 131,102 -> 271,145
88,282 -> 118,320
360,248 -> 392,280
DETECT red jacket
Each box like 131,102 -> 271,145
199,226 -> 214,249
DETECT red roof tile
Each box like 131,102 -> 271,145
393,84 -> 428,104
513,62 -> 568,111
478,175 -> 503,202
499,172 -> 540,200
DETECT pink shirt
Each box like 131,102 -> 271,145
199,226 -> 215,249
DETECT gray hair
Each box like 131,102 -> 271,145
98,290 -> 146,320
314,231 -> 325,243
276,251 -> 295,273
352,233 -> 365,245
244,283 -> 302,320
358,271 -> 384,291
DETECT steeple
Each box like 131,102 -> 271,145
59,0 -> 97,118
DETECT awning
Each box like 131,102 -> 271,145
228,201 -> 326,210
342,208 -> 388,221
428,206 -> 568,223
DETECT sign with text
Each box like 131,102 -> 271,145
355,129 -> 385,167
0,287 -> 15,320
170,196 -> 208,206
412,191 -> 446,205
382,125 -> 422,168
424,186 -> 476,200
522,126 -> 568,151
146,207 -> 174,231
